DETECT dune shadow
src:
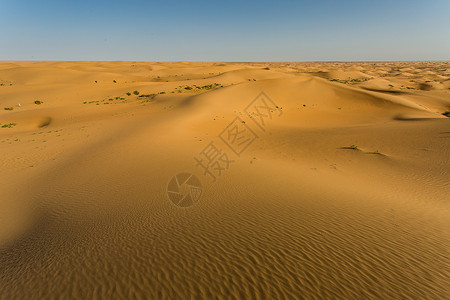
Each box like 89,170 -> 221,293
38,117 -> 52,128
365,151 -> 388,157
0,208 -> 52,254
439,132 -> 450,138
393,115 -> 435,121
361,87 -> 408,95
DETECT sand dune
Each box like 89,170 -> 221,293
0,61 -> 449,299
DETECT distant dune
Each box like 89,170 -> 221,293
1,61 -> 449,299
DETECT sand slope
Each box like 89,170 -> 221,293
0,61 -> 449,299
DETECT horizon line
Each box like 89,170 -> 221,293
1,60 -> 449,63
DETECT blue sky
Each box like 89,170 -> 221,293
1,0 -> 449,61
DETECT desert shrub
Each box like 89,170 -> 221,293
1,123 -> 16,128
138,94 -> 156,98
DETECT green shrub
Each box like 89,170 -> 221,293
133,90 -> 139,95
138,94 -> 156,98
34,100 -> 42,105
1,123 -> 16,128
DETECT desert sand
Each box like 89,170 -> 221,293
0,61 -> 449,299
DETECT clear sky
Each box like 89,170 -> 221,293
1,0 -> 449,61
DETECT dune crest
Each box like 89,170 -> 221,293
1,61 -> 449,299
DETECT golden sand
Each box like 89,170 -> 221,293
0,61 -> 449,299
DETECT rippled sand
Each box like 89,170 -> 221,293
0,61 -> 449,299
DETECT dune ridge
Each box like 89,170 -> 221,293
0,61 -> 449,299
